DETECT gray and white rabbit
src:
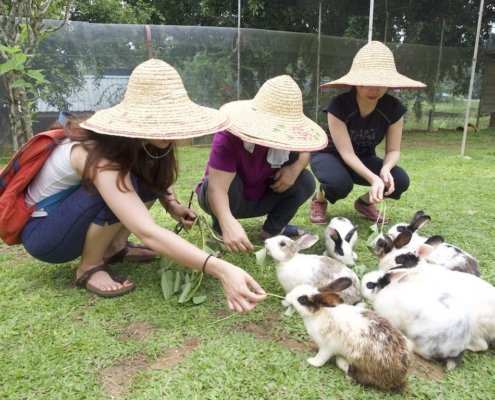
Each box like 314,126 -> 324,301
264,234 -> 362,305
362,261 -> 495,353
375,230 -> 479,276
361,268 -> 474,371
285,277 -> 412,392
323,217 -> 358,266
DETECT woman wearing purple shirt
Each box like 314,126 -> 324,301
197,75 -> 327,253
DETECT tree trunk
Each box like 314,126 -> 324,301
5,72 -> 33,150
489,113 -> 495,128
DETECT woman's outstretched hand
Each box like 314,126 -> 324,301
218,264 -> 266,312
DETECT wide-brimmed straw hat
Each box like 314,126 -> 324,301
320,41 -> 426,89
220,75 -> 327,151
80,59 -> 229,139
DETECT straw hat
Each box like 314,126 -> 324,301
320,41 -> 426,89
80,59 -> 229,139
220,75 -> 327,151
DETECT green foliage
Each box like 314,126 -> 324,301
0,25 -> 48,86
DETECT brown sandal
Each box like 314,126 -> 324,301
75,264 -> 135,298
105,242 -> 158,264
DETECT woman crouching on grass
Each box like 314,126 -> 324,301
21,59 -> 266,312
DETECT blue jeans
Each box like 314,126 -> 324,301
21,179 -> 158,263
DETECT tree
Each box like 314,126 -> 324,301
0,0 -> 72,150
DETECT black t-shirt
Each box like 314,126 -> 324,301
319,88 -> 407,158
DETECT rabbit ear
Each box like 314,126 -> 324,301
417,243 -> 434,258
394,231 -> 412,249
295,234 -> 319,251
319,277 -> 352,293
387,269 -> 411,283
344,226 -> 358,243
410,212 -> 431,232
425,235 -> 444,246
327,226 -> 342,245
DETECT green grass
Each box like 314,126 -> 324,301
1,130 -> 495,399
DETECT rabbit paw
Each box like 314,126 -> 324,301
307,357 -> 325,367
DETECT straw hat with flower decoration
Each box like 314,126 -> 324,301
219,75 -> 328,152
320,41 -> 426,89
80,59 -> 229,139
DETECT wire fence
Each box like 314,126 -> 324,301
0,17 -> 492,151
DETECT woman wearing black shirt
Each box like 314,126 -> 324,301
309,41 -> 425,224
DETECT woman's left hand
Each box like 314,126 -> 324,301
270,165 -> 298,193
380,168 -> 395,196
168,202 -> 197,229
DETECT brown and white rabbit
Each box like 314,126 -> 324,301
323,217 -> 358,267
285,277 -> 412,392
264,234 -> 362,305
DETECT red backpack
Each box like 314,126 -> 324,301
0,129 -> 65,245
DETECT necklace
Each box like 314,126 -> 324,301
142,143 -> 173,159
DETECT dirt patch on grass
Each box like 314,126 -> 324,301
235,314 -> 316,353
118,321 -> 157,341
100,336 -> 200,398
409,354 -> 445,381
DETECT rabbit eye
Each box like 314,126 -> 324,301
397,226 -> 406,232
366,282 -> 377,289
279,241 -> 286,247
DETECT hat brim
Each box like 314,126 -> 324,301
80,101 -> 229,139
320,70 -> 426,90
220,100 -> 328,151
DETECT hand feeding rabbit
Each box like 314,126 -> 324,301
264,234 -> 362,305
363,260 -> 495,353
361,268 -> 473,371
285,277 -> 412,392
323,217 -> 358,266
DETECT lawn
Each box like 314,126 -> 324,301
1,130 -> 494,399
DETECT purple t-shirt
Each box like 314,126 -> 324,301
198,130 -> 276,200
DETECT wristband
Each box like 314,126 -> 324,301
202,254 -> 213,274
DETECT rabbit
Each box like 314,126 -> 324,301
362,261 -> 495,354
323,217 -> 358,266
376,231 -> 479,276
285,277 -> 412,392
387,210 -> 431,246
361,268 -> 474,371
264,234 -> 362,305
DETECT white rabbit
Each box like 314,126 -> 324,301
264,234 -> 362,305
285,277 -> 412,392
361,268 -> 474,371
376,231 -> 479,276
362,261 -> 495,354
323,217 -> 358,266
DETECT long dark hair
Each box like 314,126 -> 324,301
65,120 -> 178,195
